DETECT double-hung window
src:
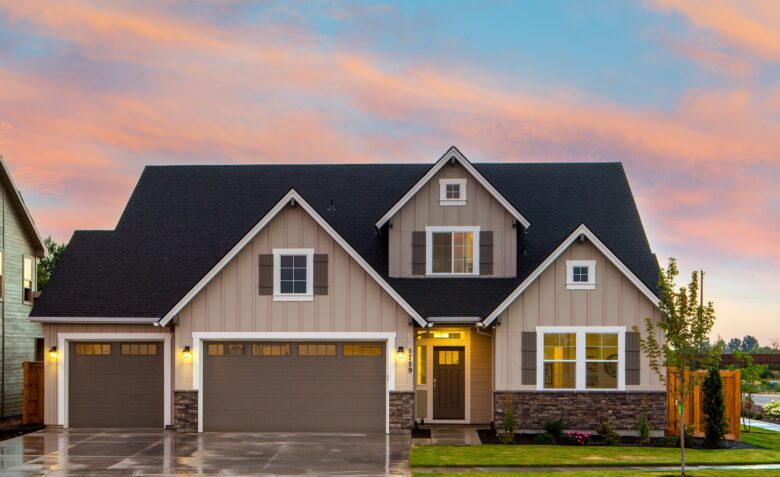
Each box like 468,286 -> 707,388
273,248 -> 314,301
23,256 -> 34,303
537,326 -> 624,391
425,226 -> 480,275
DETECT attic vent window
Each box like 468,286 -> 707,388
439,179 -> 467,206
566,260 -> 596,290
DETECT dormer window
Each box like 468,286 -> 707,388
425,226 -> 480,276
439,179 -> 467,206
566,260 -> 596,290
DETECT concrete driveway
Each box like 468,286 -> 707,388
0,429 -> 410,476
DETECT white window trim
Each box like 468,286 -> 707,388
566,260 -> 596,290
56,333 -> 172,428
191,331 -> 397,433
425,226 -> 480,276
272,248 -> 314,301
439,178 -> 467,206
536,326 -> 625,392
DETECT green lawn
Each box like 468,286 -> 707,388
413,471 -> 779,477
410,428 -> 780,468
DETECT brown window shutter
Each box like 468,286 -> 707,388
479,231 -> 493,275
411,231 -> 426,275
626,331 -> 641,385
314,254 -> 328,295
258,254 -> 273,295
521,331 -> 537,385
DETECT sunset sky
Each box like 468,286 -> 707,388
1,1 -> 778,344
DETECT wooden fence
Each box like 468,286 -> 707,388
667,368 -> 741,440
22,361 -> 44,425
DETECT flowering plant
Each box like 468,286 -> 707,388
566,431 -> 590,446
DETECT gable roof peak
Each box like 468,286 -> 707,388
0,155 -> 45,256
374,146 -> 531,230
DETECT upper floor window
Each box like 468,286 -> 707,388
273,248 -> 314,301
425,226 -> 479,276
566,260 -> 596,290
23,256 -> 34,304
439,178 -> 467,206
537,326 -> 624,391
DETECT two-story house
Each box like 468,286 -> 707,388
0,156 -> 46,418
31,147 -> 666,433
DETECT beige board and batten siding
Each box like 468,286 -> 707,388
174,204 -> 415,391
388,162 -> 517,278
494,239 -> 664,391
470,328 -> 493,423
42,323 -> 167,426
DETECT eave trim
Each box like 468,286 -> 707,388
374,146 -> 531,230
158,189 -> 427,327
28,316 -> 160,324
482,224 -> 660,327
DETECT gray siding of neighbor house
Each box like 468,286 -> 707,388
0,183 -> 43,417
388,162 -> 518,278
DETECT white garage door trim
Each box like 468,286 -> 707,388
192,332 -> 397,433
56,333 -> 172,428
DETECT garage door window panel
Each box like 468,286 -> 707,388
343,344 -> 383,357
298,343 -> 336,357
121,343 -> 158,356
252,343 -> 291,357
75,343 -> 111,356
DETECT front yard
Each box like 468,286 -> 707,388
411,428 -> 780,468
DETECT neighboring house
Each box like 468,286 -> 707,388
31,146 -> 666,433
0,156 -> 46,418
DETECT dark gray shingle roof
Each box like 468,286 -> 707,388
31,162 -> 658,320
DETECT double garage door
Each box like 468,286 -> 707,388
67,340 -> 386,432
203,341 -> 386,432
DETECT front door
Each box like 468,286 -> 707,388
433,346 -> 465,419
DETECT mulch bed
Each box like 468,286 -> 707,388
477,429 -> 757,449
0,417 -> 45,442
412,427 -> 432,439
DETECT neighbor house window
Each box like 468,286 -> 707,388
537,327 -> 624,391
566,260 -> 596,290
23,256 -> 34,303
273,248 -> 314,301
439,178 -> 467,206
426,226 -> 480,275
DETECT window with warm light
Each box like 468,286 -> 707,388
537,327 -> 625,391
416,345 -> 427,385
23,256 -> 34,303
426,226 -> 480,275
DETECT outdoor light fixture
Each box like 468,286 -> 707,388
396,346 -> 405,361
183,346 -> 191,360
48,346 -> 57,359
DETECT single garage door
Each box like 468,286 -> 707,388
203,341 -> 386,432
68,341 -> 164,428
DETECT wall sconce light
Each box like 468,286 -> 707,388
396,346 -> 405,361
48,346 -> 58,359
183,346 -> 191,360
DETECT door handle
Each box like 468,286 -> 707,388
433,378 -> 437,397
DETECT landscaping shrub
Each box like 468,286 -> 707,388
565,431 -> 590,445
637,413 -> 651,445
533,432 -> 555,445
543,418 -> 565,439
597,421 -> 620,446
499,397 -> 516,445
702,365 -> 728,448
764,401 -> 780,420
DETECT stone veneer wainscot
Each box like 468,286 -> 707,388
173,390 -> 198,432
493,391 -> 667,432
389,391 -> 415,432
